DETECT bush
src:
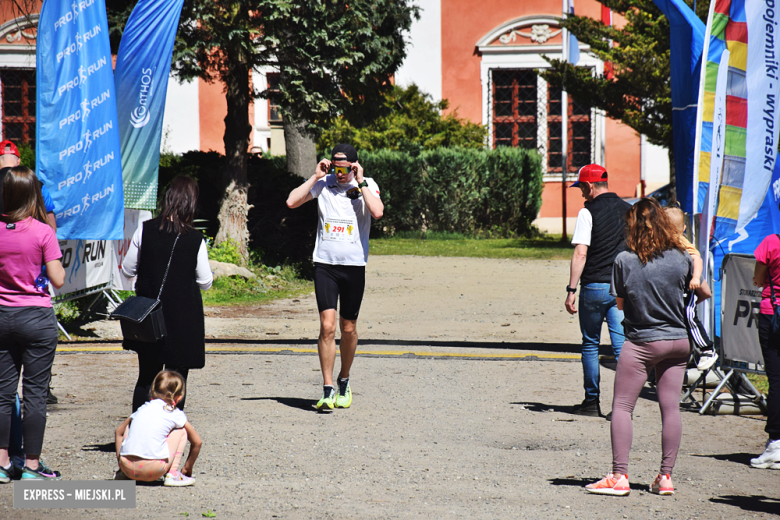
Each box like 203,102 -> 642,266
207,237 -> 243,265
362,146 -> 543,237
158,146 -> 543,271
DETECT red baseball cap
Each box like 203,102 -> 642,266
570,164 -> 607,187
0,140 -> 19,157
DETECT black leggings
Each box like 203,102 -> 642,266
758,314 -> 780,440
132,347 -> 190,413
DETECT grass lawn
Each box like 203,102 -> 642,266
370,232 -> 574,260
203,265 -> 313,306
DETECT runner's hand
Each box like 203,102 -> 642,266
565,293 -> 577,314
315,159 -> 330,180
354,161 -> 364,183
688,278 -> 701,291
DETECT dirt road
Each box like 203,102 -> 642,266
1,256 -> 776,519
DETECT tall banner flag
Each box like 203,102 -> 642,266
694,0 -> 780,243
36,0 -> 124,239
567,0 -> 580,66
114,0 -> 185,210
652,0 -> 705,214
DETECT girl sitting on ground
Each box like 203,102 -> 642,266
114,370 -> 202,486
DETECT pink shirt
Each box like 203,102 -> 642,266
0,217 -> 62,307
754,234 -> 780,315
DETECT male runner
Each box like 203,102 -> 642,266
565,164 -> 630,417
286,144 -> 383,412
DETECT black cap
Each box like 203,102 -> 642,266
331,143 -> 358,163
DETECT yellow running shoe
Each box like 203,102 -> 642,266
316,387 -> 335,412
335,379 -> 352,408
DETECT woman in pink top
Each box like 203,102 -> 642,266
0,167 -> 65,482
751,234 -> 780,469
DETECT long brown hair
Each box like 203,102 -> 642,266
625,198 -> 684,264
158,176 -> 198,235
1,166 -> 49,225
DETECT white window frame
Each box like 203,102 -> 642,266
477,15 -> 606,182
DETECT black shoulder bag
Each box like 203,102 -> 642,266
111,234 -> 179,343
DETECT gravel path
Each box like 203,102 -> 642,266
1,256 -> 777,519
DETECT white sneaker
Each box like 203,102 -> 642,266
164,472 -> 196,486
750,439 -> 780,469
696,351 -> 718,371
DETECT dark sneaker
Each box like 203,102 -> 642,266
21,461 -> 62,480
46,388 -> 58,405
572,399 -> 601,417
0,464 -> 12,484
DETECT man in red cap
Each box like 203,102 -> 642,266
564,164 -> 631,417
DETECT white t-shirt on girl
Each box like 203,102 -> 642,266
310,174 -> 381,266
120,399 -> 187,460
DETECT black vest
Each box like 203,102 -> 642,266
581,193 -> 632,285
125,218 -> 206,368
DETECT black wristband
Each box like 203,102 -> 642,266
357,180 -> 369,189
566,285 -> 577,293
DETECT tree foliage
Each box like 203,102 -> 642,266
106,0 -> 418,260
539,0 -> 707,152
318,84 -> 487,153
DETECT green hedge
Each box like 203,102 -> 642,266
361,146 -> 543,237
157,146 -> 542,268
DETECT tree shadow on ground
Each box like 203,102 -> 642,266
548,477 -> 646,491
709,495 -> 780,514
82,442 -> 115,453
691,452 -> 755,465
241,396 -> 317,412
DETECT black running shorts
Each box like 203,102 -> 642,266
313,262 -> 366,320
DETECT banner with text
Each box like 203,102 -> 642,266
36,0 -> 124,239
114,0 -> 185,210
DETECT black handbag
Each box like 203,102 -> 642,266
111,234 -> 179,343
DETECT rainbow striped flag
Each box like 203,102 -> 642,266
694,0 -> 780,237
695,0 -> 747,224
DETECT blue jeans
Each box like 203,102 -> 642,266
579,283 -> 625,401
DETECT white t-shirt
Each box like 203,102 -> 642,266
120,399 -> 187,460
571,208 -> 593,246
310,174 -> 381,266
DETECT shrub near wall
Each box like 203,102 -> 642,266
158,146 -> 542,270
361,146 -> 543,237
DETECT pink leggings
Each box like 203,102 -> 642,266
119,428 -> 188,482
610,338 -> 689,476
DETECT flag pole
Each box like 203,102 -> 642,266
561,0 -> 569,242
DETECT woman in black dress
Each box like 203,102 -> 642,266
122,176 -> 212,412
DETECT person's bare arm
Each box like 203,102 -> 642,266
354,162 -> 383,219
180,422 -> 202,477
46,259 -> 65,289
565,244 -> 588,314
689,254 -> 702,291
694,280 -> 712,304
616,297 -> 624,311
47,213 -> 57,232
287,159 -> 329,208
115,418 -> 131,460
754,262 -> 769,287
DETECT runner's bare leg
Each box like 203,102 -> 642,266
318,309 -> 338,386
338,317 -> 358,380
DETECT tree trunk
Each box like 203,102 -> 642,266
214,23 -> 253,265
284,119 -> 317,178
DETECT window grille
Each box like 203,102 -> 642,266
489,68 -> 593,177
0,69 -> 36,147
